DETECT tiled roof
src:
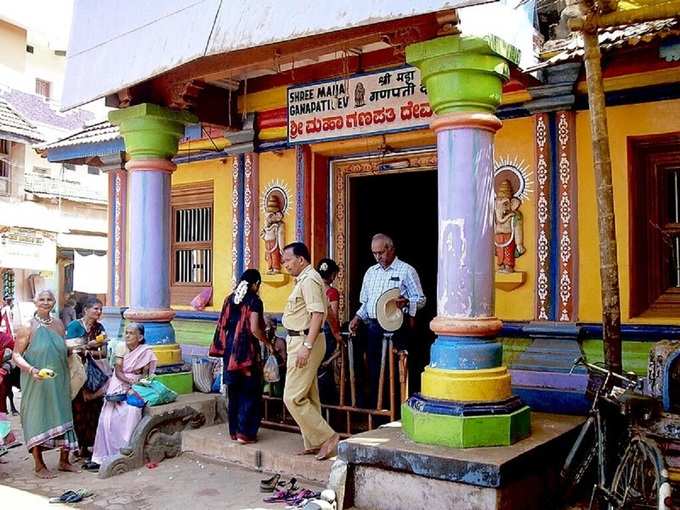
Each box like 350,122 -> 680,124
0,87 -> 95,133
0,98 -> 44,143
37,120 -> 121,150
539,18 -> 680,67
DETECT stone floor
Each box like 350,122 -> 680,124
1,389 -> 589,509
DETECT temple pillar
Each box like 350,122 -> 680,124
401,35 -> 531,447
109,103 -> 197,366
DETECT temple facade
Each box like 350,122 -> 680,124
41,6 -> 680,415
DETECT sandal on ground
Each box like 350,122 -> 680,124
263,488 -> 293,503
286,489 -> 320,506
284,477 -> 299,491
260,473 -> 281,492
49,489 -> 92,504
82,461 -> 100,472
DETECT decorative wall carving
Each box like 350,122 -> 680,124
556,111 -> 578,321
535,113 -> 552,320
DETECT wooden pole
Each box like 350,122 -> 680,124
570,2 -> 680,30
581,15 -> 623,373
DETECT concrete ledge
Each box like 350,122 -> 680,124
145,393 -> 223,426
182,425 -> 334,484
338,412 -> 583,488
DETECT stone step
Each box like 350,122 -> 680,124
182,425 -> 334,484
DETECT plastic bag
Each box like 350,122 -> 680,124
190,287 -> 213,311
84,353 -> 109,392
263,353 -> 280,383
128,379 -> 178,407
192,356 -> 215,393
68,353 -> 86,400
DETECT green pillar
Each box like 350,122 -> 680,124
401,36 -> 531,448
109,104 -> 196,374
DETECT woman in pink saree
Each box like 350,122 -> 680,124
86,323 -> 157,471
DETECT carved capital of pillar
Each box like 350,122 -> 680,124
109,103 -> 197,160
406,35 -> 520,115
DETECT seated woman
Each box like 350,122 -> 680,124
65,297 -> 108,461
86,323 -> 157,471
211,269 -> 273,444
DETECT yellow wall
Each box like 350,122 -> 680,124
577,98 -> 680,324
494,116 -> 537,321
258,150 -> 298,313
172,157 -> 234,311
0,20 -> 26,76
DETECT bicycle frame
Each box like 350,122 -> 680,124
562,356 -> 638,508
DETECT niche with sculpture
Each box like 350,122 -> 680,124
260,182 -> 289,276
493,158 -> 531,290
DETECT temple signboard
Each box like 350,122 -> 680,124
287,67 -> 431,144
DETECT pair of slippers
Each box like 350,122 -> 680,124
48,489 -> 93,504
263,488 -> 319,505
260,473 -> 298,493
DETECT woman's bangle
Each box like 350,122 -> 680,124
29,366 -> 38,375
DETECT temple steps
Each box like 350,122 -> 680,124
182,425 -> 334,484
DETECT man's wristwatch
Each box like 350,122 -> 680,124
303,341 -> 314,350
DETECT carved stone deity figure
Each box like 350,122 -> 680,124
261,194 -> 285,274
494,179 -> 525,273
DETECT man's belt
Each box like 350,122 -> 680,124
286,329 -> 310,337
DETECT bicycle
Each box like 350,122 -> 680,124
560,356 -> 673,509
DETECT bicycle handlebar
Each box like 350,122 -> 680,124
571,356 -> 638,388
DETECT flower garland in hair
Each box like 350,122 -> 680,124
319,262 -> 328,272
233,280 -> 249,305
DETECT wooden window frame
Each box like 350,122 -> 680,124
170,181 -> 214,306
629,132 -> 680,317
35,78 -> 51,99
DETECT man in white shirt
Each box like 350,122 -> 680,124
349,233 -> 425,408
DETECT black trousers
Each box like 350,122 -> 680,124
357,319 -> 410,409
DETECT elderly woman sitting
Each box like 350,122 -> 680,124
85,323 -> 157,471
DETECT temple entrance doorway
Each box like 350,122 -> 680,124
345,162 -> 438,395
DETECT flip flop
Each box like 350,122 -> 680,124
263,488 -> 292,503
49,490 -> 82,504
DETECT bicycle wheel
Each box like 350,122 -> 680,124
561,417 -> 599,501
608,437 -> 672,510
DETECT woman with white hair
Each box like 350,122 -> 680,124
86,322 -> 157,471
12,290 -> 78,478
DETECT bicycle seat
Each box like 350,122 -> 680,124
618,390 -> 662,423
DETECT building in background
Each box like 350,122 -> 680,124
0,14 -> 107,322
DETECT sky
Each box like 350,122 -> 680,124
0,0 -> 74,48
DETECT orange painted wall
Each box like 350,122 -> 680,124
576,98 -> 680,324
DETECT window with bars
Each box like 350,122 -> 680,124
630,133 -> 680,316
35,78 -> 51,99
170,181 -> 214,306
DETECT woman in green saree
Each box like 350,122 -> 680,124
12,290 -> 78,478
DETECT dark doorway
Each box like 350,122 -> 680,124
348,169 -> 438,394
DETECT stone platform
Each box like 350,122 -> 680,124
99,392 -> 225,478
182,425 -> 334,484
334,412 -> 584,510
